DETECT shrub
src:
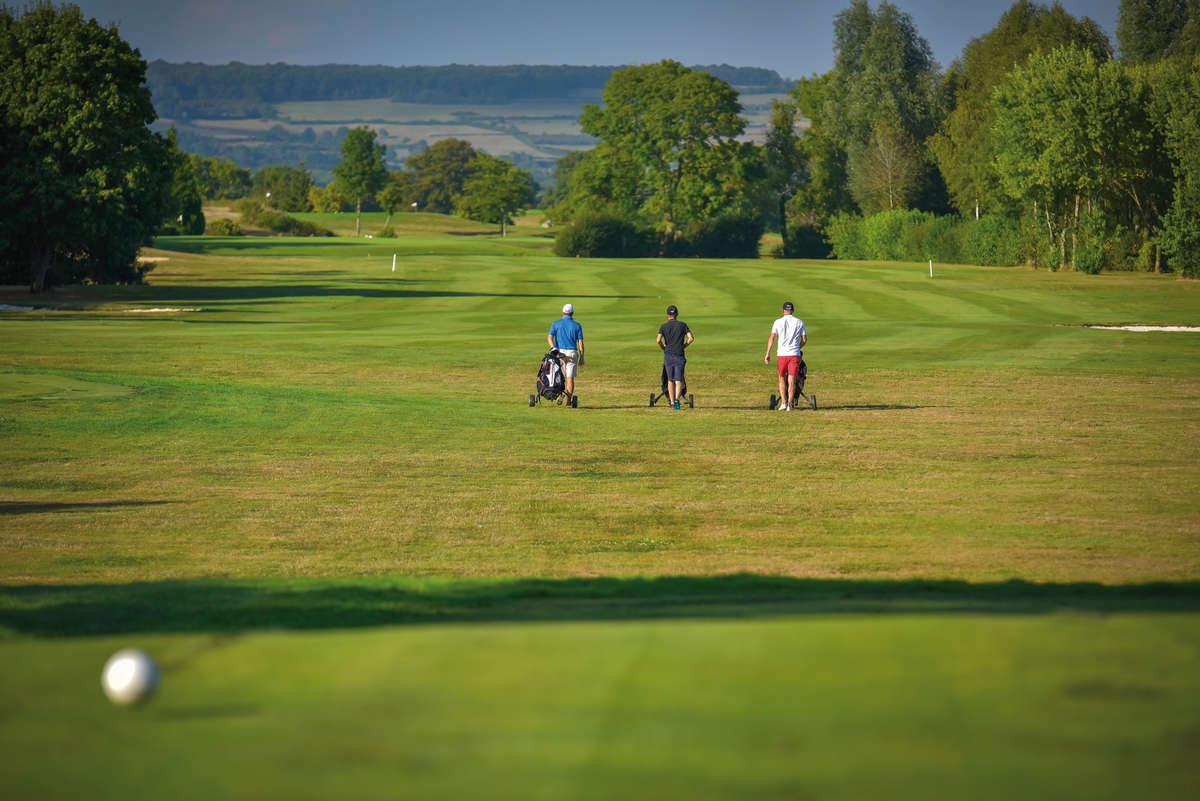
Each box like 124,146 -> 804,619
236,199 -> 334,237
918,215 -> 964,263
774,225 -> 831,259
377,225 -> 397,238
205,218 -> 243,236
553,212 -> 655,258
1074,209 -> 1106,275
672,214 -> 764,258
826,213 -> 865,260
960,214 -> 1023,266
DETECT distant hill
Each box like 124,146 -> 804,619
146,61 -> 794,120
147,62 -> 795,188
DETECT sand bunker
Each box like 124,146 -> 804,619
123,307 -> 200,313
1084,324 -> 1200,332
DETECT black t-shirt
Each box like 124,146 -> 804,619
658,319 -> 691,357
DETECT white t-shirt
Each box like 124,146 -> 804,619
771,315 -> 806,356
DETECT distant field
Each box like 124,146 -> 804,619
2,223 -> 1197,798
274,98 -> 592,125
171,89 -> 794,179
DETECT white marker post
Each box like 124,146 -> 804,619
929,258 -> 933,278
391,253 -> 397,273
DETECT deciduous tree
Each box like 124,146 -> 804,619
454,154 -> 536,236
0,3 -> 174,290
404,139 -> 477,214
333,127 -> 387,237
930,0 -> 1111,219
253,165 -> 313,212
579,60 -> 748,233
848,119 -> 920,213
1118,0 -> 1198,62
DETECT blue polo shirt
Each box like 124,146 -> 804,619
550,316 -> 583,350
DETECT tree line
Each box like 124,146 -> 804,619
547,0 -> 1200,274
147,61 -> 792,119
5,1 -> 1199,288
226,136 -> 538,239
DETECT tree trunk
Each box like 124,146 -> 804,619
1070,194 -> 1080,271
29,241 -> 52,293
355,198 -> 362,237
501,217 -> 507,237
778,196 -> 788,245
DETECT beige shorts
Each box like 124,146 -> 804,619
559,349 -> 579,377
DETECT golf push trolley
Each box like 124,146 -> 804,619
529,348 -> 578,408
769,357 -> 817,410
649,365 -> 694,408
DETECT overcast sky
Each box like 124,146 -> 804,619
73,0 -> 1121,78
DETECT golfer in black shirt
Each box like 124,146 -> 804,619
656,305 -> 694,411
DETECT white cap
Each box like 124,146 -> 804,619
562,303 -> 574,314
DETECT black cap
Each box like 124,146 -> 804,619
666,305 -> 678,316
783,301 -> 794,311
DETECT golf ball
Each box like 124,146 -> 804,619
101,648 -> 160,705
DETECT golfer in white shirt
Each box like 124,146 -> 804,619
764,301 -> 807,411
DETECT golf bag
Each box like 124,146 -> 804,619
530,349 -> 577,407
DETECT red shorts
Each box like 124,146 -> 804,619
777,355 -> 800,378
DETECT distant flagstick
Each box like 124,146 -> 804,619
392,253 -> 397,273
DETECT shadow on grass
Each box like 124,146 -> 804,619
0,500 -> 174,515
1,575 -> 1197,637
93,285 -> 646,303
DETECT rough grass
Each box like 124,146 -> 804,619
0,223 -> 1198,799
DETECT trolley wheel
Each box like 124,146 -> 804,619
810,394 -> 817,410
649,393 -> 656,407
769,394 -> 778,410
529,394 -> 536,407
687,394 -> 694,409
570,395 -> 579,408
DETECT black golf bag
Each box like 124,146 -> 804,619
530,349 -> 577,407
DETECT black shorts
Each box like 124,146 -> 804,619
664,353 -> 686,382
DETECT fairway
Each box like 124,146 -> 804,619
1,225 -> 1198,798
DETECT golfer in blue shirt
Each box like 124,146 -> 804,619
548,303 -> 584,401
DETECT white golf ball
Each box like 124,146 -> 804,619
101,648 -> 160,705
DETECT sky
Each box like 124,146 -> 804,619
73,0 -> 1122,79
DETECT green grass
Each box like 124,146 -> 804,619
1,224 -> 1198,798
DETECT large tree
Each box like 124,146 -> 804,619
848,119 -> 921,213
0,3 -> 174,290
930,1 -> 1111,220
993,46 -> 1164,271
404,138 -> 477,214
1157,55 -> 1200,275
545,145 -> 644,223
333,126 -> 388,237
454,154 -> 536,236
579,60 -> 749,233
253,164 -> 313,212
1118,0 -> 1199,62
786,72 -> 854,229
763,102 -> 808,241
794,1 -> 945,221
158,129 -> 205,235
